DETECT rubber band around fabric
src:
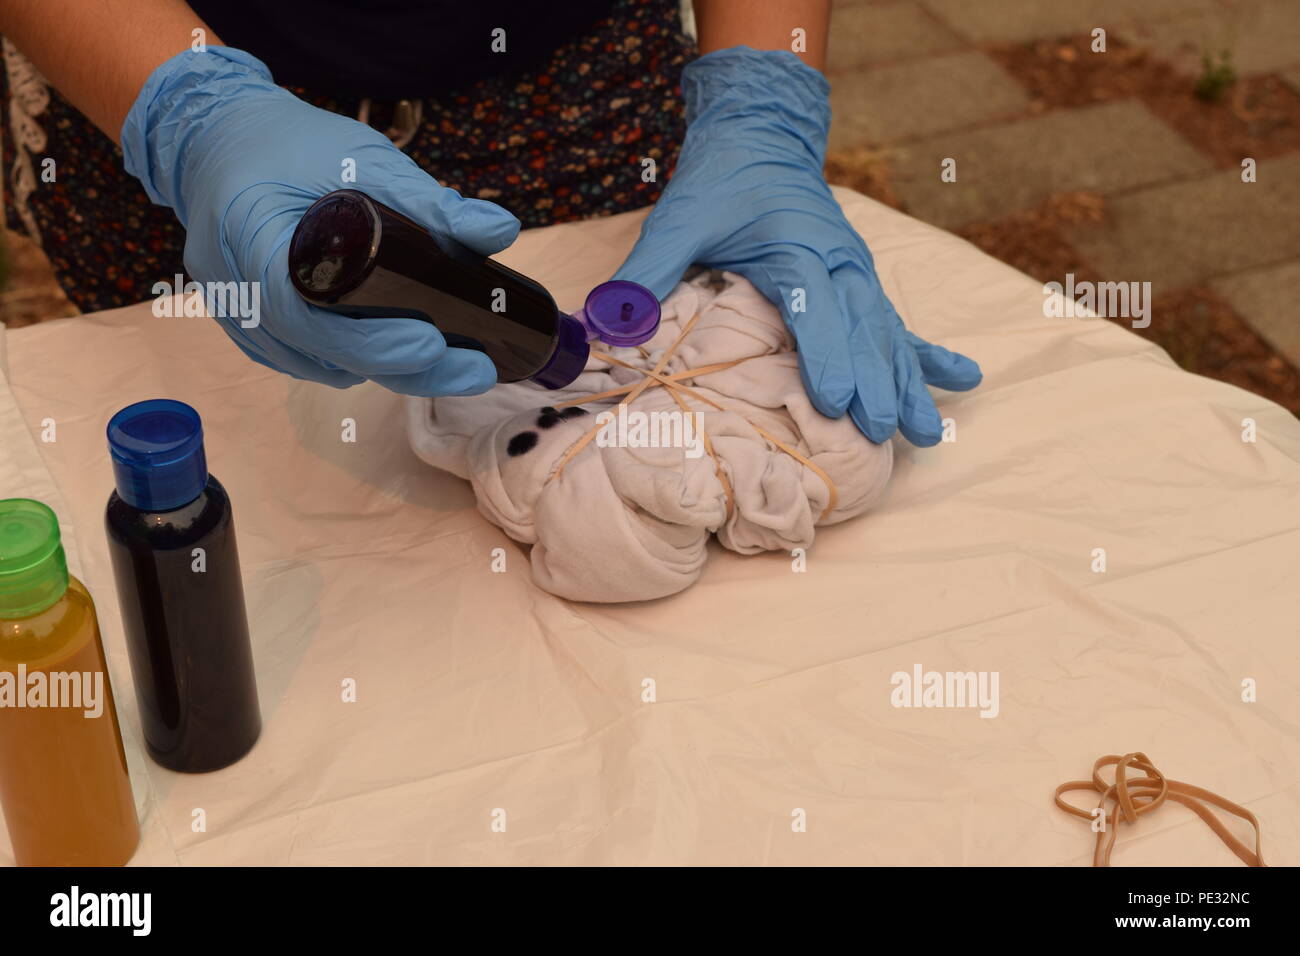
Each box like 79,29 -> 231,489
545,310 -> 841,522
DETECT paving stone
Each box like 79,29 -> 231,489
827,2 -> 964,73
1070,154 -> 1300,293
829,50 -> 1029,150
1116,0 -> 1300,77
1210,260 -> 1300,366
885,101 -> 1212,230
921,0 -> 1216,44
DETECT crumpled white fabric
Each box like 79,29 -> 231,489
406,270 -> 892,602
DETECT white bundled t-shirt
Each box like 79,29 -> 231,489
406,270 -> 893,602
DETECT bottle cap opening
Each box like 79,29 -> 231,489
0,498 -> 69,618
580,280 -> 661,348
107,399 -> 208,511
529,314 -> 591,390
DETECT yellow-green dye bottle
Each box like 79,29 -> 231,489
0,498 -> 139,866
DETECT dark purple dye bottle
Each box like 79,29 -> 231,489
287,189 -> 660,389
104,399 -> 261,773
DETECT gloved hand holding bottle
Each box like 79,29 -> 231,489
613,47 -> 983,447
122,46 -> 519,397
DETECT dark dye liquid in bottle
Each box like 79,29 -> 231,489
104,399 -> 260,773
287,189 -> 660,389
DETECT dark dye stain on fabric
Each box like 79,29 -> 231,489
536,405 -> 589,429
507,431 -> 539,456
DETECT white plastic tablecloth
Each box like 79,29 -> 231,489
2,188 -> 1297,865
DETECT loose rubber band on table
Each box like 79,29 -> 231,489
1054,752 -> 1266,867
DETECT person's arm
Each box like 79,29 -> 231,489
3,0 -> 520,397
693,0 -> 830,71
0,0 -> 218,141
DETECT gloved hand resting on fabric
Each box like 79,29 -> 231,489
121,47 -> 519,397
613,47 -> 982,446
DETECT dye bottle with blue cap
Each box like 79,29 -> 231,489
288,189 -> 662,388
104,399 -> 261,773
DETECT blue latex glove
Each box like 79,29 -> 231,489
121,47 -> 519,396
613,47 -> 982,445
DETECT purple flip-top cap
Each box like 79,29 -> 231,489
577,280 -> 661,348
528,280 -> 661,390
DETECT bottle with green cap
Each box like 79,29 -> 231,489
0,498 -> 140,866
